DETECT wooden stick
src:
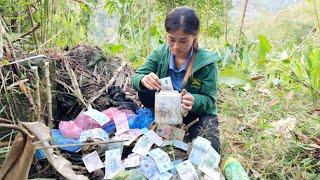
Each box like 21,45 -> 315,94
122,76 -> 129,91
236,0 -> 249,48
63,59 -> 87,107
12,22 -> 40,43
30,30 -> 62,54
24,86 -> 37,122
35,139 -> 129,150
0,55 -> 48,67
86,62 -> 127,108
183,118 -> 199,131
31,66 -> 42,122
44,62 -> 53,128
27,6 -> 39,49
0,18 -> 16,60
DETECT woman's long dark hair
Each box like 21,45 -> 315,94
165,7 -> 200,86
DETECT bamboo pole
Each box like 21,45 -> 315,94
236,0 -> 249,48
224,0 -> 228,44
44,62 -> 53,128
31,66 -> 42,122
313,0 -> 320,32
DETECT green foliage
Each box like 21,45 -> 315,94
292,48 -> 320,101
258,35 -> 271,63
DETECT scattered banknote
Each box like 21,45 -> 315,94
146,130 -> 164,146
151,171 -> 173,180
82,151 -> 104,173
104,148 -> 122,179
126,129 -> 143,136
108,142 -> 124,156
173,140 -> 189,151
113,112 -> 129,135
111,133 -> 138,146
132,135 -> 154,156
198,146 -> 221,177
83,108 -> 110,126
170,159 -> 183,175
148,148 -> 174,173
156,124 -> 185,140
140,127 -> 149,134
189,136 -> 211,165
175,160 -> 199,180
160,77 -> 174,91
139,156 -> 160,179
203,169 -> 221,180
79,128 -> 109,142
123,154 -> 141,168
171,127 -> 185,141
161,140 -> 189,151
156,124 -> 173,139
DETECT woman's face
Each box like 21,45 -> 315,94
166,29 -> 196,59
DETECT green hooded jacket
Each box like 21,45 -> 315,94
131,44 -> 219,115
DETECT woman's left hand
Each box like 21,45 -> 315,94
181,89 -> 194,112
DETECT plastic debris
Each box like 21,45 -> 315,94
223,157 -> 250,180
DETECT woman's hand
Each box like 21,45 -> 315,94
181,89 -> 194,114
141,72 -> 161,91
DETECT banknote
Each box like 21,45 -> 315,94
173,140 -> 189,151
203,169 -> 221,180
111,133 -> 138,146
108,141 -> 124,155
161,140 -> 189,151
146,130 -> 164,146
198,146 -> 221,177
123,154 -> 140,168
104,148 -> 122,179
175,160 -> 199,180
113,111 -> 129,135
156,124 -> 173,139
151,171 -> 173,180
79,128 -> 109,142
82,151 -> 104,173
156,124 -> 185,140
126,129 -> 143,136
132,135 -> 154,156
83,108 -> 110,126
170,159 -> 183,175
139,156 -> 160,179
148,148 -> 174,173
171,127 -> 185,141
160,77 -> 174,91
189,136 -> 211,165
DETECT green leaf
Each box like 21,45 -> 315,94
258,35 -> 271,62
218,66 -> 250,87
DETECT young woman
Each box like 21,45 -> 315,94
131,6 -> 220,153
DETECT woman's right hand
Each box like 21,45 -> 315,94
141,72 -> 161,91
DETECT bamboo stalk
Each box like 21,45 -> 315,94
0,70 -> 16,124
313,0 -> 320,32
224,0 -> 228,44
0,17 -> 17,62
12,22 -> 40,43
44,62 -> 53,128
63,59 -> 87,107
23,86 -> 37,122
0,55 -> 48,67
27,6 -> 39,50
147,0 -> 151,52
31,66 -> 42,122
236,0 -> 249,48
